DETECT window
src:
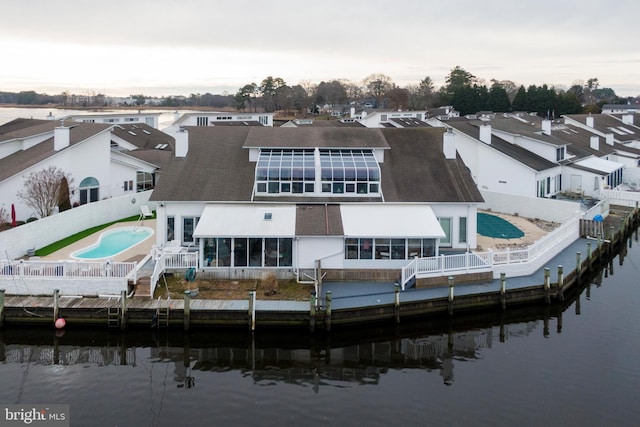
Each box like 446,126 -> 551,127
259,116 -> 269,125
255,149 -> 316,195
137,171 -> 154,192
182,217 -> 199,245
79,177 -> 99,205
556,147 -> 565,162
347,238 -> 435,260
459,217 -> 467,244
145,117 -> 154,126
196,116 -> 209,126
167,217 -> 175,242
203,237 -> 292,267
439,218 -> 451,246
320,149 -> 380,196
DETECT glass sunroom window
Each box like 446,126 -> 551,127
320,149 -> 380,195
255,149 -> 315,194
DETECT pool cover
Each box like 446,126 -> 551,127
477,212 -> 524,239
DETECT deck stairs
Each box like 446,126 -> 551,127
131,257 -> 155,298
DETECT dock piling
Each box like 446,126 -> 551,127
0,289 -> 4,328
394,284 -> 400,323
184,290 -> 191,331
544,268 -> 550,304
248,291 -> 256,332
557,265 -> 565,302
309,292 -> 316,332
576,252 -> 582,283
53,289 -> 60,326
448,276 -> 454,315
500,273 -> 506,310
326,291 -> 332,332
120,290 -> 127,331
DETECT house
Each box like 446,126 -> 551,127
344,108 -> 429,128
601,104 -> 640,115
61,112 -> 161,129
149,126 -> 483,280
0,118 -> 172,221
445,113 -> 632,199
446,118 -> 562,198
169,111 -> 274,130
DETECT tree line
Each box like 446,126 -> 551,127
1,67 -> 630,116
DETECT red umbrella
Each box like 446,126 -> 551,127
11,203 -> 16,227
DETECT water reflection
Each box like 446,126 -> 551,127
1,302 -> 567,391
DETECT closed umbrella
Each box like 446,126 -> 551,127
11,203 -> 16,227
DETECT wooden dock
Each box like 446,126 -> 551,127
1,205 -> 638,332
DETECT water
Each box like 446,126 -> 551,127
71,226 -> 153,260
1,237 -> 640,426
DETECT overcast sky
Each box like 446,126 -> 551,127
2,0 -> 639,98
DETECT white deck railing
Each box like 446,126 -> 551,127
149,251 -> 199,296
0,259 -> 137,279
400,213 -> 581,290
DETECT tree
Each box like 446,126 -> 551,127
444,66 -> 477,95
314,80 -> 348,106
58,176 -> 72,212
363,74 -> 393,108
235,83 -> 258,112
408,76 -> 437,109
487,84 -> 511,112
386,86 -> 410,110
17,166 -> 74,218
259,76 -> 286,112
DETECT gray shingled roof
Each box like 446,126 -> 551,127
112,123 -> 174,150
447,120 -> 557,172
0,122 -> 112,182
565,114 -> 640,143
242,127 -> 390,149
150,127 -> 483,204
295,204 -> 344,236
0,118 -> 59,142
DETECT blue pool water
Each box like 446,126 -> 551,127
72,226 -> 154,259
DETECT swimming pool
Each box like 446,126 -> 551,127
477,212 -> 524,239
72,226 -> 154,260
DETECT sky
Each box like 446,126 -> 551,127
1,0 -> 639,98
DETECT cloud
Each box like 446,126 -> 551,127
1,0 -> 639,96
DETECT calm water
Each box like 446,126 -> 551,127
1,236 -> 640,426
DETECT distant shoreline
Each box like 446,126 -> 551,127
0,104 -> 235,112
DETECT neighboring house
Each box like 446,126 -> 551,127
149,127 -> 483,279
61,112 -> 161,129
563,113 -> 640,147
344,109 -> 429,128
446,119 -> 562,198
601,104 -> 640,115
0,118 -> 172,221
170,111 -> 274,130
280,118 -> 363,128
445,113 -> 632,199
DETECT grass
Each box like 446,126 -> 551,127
34,213 -> 153,256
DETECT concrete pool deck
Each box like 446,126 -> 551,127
40,219 -> 157,263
